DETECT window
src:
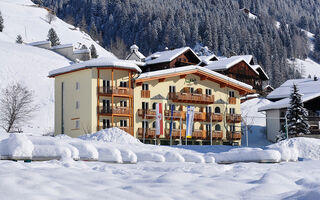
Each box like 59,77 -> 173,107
172,122 -> 176,130
206,124 -> 212,133
229,108 -> 235,114
76,82 -> 80,90
229,91 -> 235,97
103,119 -> 110,129
120,100 -> 127,107
152,103 -> 157,110
215,107 -> 221,114
142,102 -> 149,110
120,120 -> 127,127
190,87 -> 194,94
169,104 -> 176,111
230,125 -> 235,132
206,106 -> 212,113
120,81 -> 127,87
142,120 -> 149,128
75,120 -> 80,129
152,121 -> 156,128
76,101 -> 80,109
169,86 -> 176,93
215,124 -> 221,131
103,80 -> 110,88
206,89 -> 212,96
142,83 -> 149,90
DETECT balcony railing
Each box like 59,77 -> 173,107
227,131 -> 242,140
164,110 -> 186,120
97,87 -> 133,97
194,112 -> 206,121
141,90 -> 150,98
168,92 -> 214,104
229,97 -> 236,104
206,113 -> 223,122
192,129 -> 206,139
138,128 -> 157,138
165,129 -> 186,138
211,131 -> 223,139
226,114 -> 242,123
98,106 -> 131,115
137,109 -> 156,119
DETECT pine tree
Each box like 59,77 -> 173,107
90,44 -> 98,58
47,28 -> 60,46
0,10 -> 4,32
16,35 -> 23,44
286,84 -> 310,136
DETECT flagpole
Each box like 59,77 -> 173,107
179,116 -> 182,145
143,112 -> 146,144
210,113 -> 213,146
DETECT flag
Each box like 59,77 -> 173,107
169,104 -> 174,136
186,106 -> 195,138
156,103 -> 163,135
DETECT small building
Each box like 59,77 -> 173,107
126,44 -> 145,62
259,78 -> 320,142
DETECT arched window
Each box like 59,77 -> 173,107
215,124 -> 221,131
215,107 -> 221,114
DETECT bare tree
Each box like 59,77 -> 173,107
0,83 -> 38,133
108,37 -> 130,59
46,11 -> 56,24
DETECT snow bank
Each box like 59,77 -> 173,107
0,134 -> 34,159
95,145 -> 123,163
79,128 -> 142,145
32,145 -> 72,160
69,142 -> 98,161
214,148 -> 281,163
164,151 -> 185,162
268,137 -> 320,160
119,149 -> 137,163
136,152 -> 165,162
182,153 -> 205,163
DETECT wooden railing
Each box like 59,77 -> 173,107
164,110 -> 186,120
227,131 -> 242,140
192,129 -> 206,139
137,109 -> 156,119
194,112 -> 206,121
205,113 -> 223,122
211,131 -> 223,139
138,128 -> 157,138
165,129 -> 186,138
226,114 -> 242,123
168,92 -> 214,104
141,90 -> 150,98
229,97 -> 236,104
98,106 -> 131,115
97,87 -> 133,96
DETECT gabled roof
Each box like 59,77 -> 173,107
229,55 -> 254,64
267,79 -> 320,100
49,57 -> 141,77
259,92 -> 320,111
252,65 -> 269,80
151,94 -> 166,100
204,57 -> 260,75
145,47 -> 201,65
199,54 -> 219,65
136,65 -> 254,94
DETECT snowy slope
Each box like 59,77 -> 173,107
0,0 -> 115,59
0,41 -> 70,134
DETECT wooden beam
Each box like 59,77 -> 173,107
200,75 -> 207,80
136,82 -> 143,86
180,74 -> 187,79
220,83 -> 226,88
159,78 -> 165,82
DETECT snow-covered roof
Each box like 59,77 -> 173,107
229,55 -> 253,64
240,93 -> 260,100
74,49 -> 90,54
136,65 -> 253,90
205,57 -> 259,75
49,57 -> 142,77
258,92 -> 320,111
145,47 -> 200,65
199,54 -> 218,64
51,44 -> 74,50
252,65 -> 269,80
264,85 -> 274,90
28,40 -> 51,46
267,79 -> 320,100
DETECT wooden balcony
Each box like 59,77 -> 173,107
164,110 -> 186,120
192,129 -> 206,139
205,131 -> 223,140
137,109 -> 156,119
138,128 -> 157,138
141,90 -> 150,98
227,131 -> 242,140
226,114 -> 242,123
98,106 -> 131,116
229,97 -> 236,104
97,87 -> 133,97
165,129 -> 186,138
205,113 -> 223,122
168,92 -> 214,104
194,112 -> 206,121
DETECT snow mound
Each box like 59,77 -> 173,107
79,128 -> 142,145
182,153 -> 205,163
0,134 -> 34,158
120,149 -> 137,163
136,152 -> 165,162
268,137 -> 320,160
32,145 -> 73,160
69,142 -> 98,161
214,148 -> 281,163
95,145 -> 123,163
164,151 -> 185,162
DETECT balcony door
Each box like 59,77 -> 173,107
103,99 -> 110,112
103,119 -> 110,129
103,80 -> 110,93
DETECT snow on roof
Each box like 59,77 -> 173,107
136,65 -> 253,90
229,55 -> 253,64
264,85 -> 274,90
49,57 -> 141,77
28,40 -> 51,46
205,57 -> 259,75
259,92 -> 320,111
240,93 -> 260,100
199,54 -> 218,65
74,49 -> 90,54
51,43 -> 74,49
252,65 -> 269,80
145,47 -> 200,65
267,79 -> 320,100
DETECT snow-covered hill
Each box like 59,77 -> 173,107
0,0 -> 115,59
0,0 -> 116,135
